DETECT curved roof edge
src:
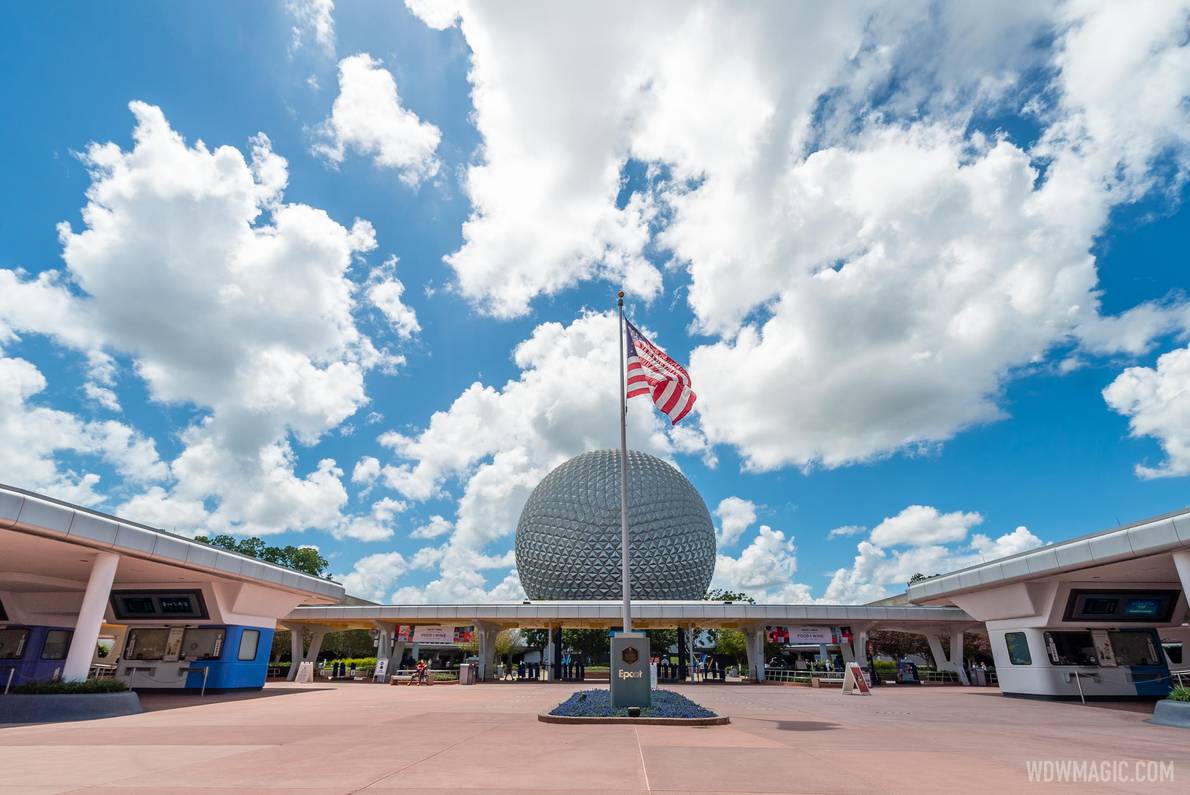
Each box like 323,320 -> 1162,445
0,483 -> 344,602
285,600 -> 973,624
908,506 -> 1190,604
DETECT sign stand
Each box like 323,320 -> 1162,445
841,662 -> 871,696
294,660 -> 314,684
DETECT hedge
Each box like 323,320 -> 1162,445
11,678 -> 130,695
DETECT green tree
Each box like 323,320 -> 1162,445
195,534 -> 330,578
705,588 -> 755,603
713,629 -> 748,664
563,628 -> 610,662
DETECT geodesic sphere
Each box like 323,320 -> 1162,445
515,449 -> 716,600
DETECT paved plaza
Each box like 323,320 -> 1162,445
0,682 -> 1183,793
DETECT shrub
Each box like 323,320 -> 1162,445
550,689 -> 717,719
1168,686 -> 1190,703
11,678 -> 129,695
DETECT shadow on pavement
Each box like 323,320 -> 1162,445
136,686 -> 332,713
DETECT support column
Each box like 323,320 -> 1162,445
850,623 -> 873,671
62,552 -> 119,681
286,625 -> 304,681
1174,551 -> 1190,597
926,631 -> 969,686
677,625 -> 689,680
950,631 -> 969,686
304,628 -> 327,671
475,622 -> 499,681
743,626 -> 765,683
552,626 -> 563,681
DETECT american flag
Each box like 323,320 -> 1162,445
625,319 -> 697,424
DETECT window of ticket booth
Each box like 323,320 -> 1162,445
181,628 -> 224,660
40,630 -> 72,660
1109,631 -> 1160,666
124,628 -> 171,660
0,628 -> 29,659
1044,631 -> 1097,666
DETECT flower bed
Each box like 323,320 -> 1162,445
550,689 -> 717,719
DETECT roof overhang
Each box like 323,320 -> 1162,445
0,484 -> 343,604
284,600 -> 973,630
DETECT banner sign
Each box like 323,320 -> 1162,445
767,625 -> 834,645
396,625 -> 476,646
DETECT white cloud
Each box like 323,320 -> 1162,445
827,525 -> 866,539
405,0 -> 460,30
313,54 -> 441,186
339,551 -> 408,602
0,101 -> 413,539
823,506 -> 1042,603
332,496 -> 407,542
410,514 -> 452,540
406,1 -> 1190,470
713,496 -> 756,547
1103,345 -> 1190,478
868,505 -> 983,547
366,257 -> 420,339
287,0 -> 336,57
0,354 -> 165,504
710,525 -> 813,604
352,455 -> 381,485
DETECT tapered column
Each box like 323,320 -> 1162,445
62,552 -> 120,681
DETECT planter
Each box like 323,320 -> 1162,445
539,713 -> 729,726
0,691 -> 142,724
1148,699 -> 1190,729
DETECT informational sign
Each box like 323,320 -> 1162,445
374,658 -> 389,681
1091,630 -> 1117,667
767,625 -> 834,645
393,625 -> 474,646
163,627 -> 185,662
294,660 -> 314,683
610,633 -> 651,709
842,662 -> 871,695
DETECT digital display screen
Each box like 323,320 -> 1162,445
110,590 -> 207,620
121,596 -> 157,615
1082,598 -> 1118,615
1124,599 -> 1161,617
1064,589 -> 1179,623
158,596 -> 194,614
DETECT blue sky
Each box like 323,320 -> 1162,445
2,1 -> 1189,604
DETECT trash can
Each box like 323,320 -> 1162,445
459,663 -> 476,685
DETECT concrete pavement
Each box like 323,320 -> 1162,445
0,681 -> 1183,793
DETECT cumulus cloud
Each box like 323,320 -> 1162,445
710,525 -> 813,604
713,496 -> 757,547
823,505 -> 1042,603
410,515 -> 452,540
0,354 -> 166,504
0,101 -> 412,539
1103,345 -> 1190,478
867,505 -> 984,547
405,0 -> 1190,472
313,54 -> 441,186
339,551 -> 408,602
287,0 -> 336,56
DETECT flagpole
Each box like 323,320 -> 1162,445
617,290 -> 632,633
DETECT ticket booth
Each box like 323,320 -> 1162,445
0,624 -> 74,687
988,588 -> 1179,699
108,590 -> 273,692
